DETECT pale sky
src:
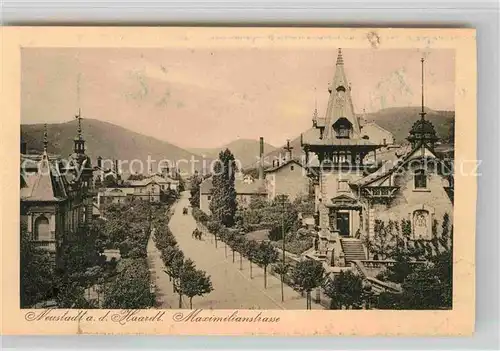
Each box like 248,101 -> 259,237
21,48 -> 454,148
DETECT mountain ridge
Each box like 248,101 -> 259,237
21,106 -> 454,174
21,119 -> 209,176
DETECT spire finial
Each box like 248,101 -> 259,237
76,108 -> 83,140
43,123 -> 48,153
314,86 -> 318,112
336,48 -> 344,66
420,57 -> 426,120
314,87 -> 318,116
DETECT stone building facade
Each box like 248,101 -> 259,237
20,114 -> 94,265
300,49 -> 454,265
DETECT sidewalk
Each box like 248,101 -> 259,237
168,194 -> 324,310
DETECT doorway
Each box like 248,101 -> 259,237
336,212 -> 350,236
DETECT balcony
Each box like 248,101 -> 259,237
31,240 -> 56,252
362,186 -> 399,199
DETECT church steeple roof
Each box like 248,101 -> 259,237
323,48 -> 361,140
407,57 -> 438,148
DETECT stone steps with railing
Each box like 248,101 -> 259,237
340,238 -> 366,263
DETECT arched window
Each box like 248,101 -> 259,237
34,215 -> 50,241
336,85 -> 346,92
413,210 -> 430,239
414,169 -> 427,189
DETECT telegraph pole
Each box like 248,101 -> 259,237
281,197 -> 286,302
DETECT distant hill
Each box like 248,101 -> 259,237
189,139 -> 277,167
251,106 -> 454,169
21,119 -> 210,176
364,106 -> 454,143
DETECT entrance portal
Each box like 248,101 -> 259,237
336,212 -> 350,236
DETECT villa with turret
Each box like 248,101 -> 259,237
20,112 -> 95,266
301,49 -> 454,266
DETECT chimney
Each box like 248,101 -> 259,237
259,137 -> 264,180
114,159 -> 119,174
97,156 -> 102,168
21,140 -> 27,155
284,139 -> 293,161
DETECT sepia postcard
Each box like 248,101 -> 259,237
1,27 -> 476,336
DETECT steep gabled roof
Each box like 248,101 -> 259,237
322,49 -> 361,140
352,141 -> 443,187
20,154 -> 67,202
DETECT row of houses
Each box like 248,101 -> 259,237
96,173 -> 180,206
198,49 -> 454,270
20,114 -> 182,265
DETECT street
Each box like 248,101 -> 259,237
148,192 -> 322,310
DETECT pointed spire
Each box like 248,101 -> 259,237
76,108 -> 83,140
323,47 -> 361,138
420,57 -> 426,120
336,48 -> 344,66
420,57 -> 426,155
314,86 -> 318,112
43,123 -> 48,154
312,88 -> 318,127
407,56 -> 438,150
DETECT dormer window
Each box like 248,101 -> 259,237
414,169 -> 427,189
332,117 -> 352,139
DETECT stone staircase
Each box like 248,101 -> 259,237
340,238 -> 366,263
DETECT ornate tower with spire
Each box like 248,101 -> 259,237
74,108 -> 86,155
407,57 -> 438,150
65,109 -> 94,226
301,48 -> 385,265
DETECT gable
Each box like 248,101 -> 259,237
355,142 -> 446,187
265,159 -> 305,174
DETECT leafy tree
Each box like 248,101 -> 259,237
244,240 -> 259,279
179,260 -> 213,309
440,213 -> 452,251
447,118 -> 455,144
293,195 -> 316,217
273,261 -> 290,302
207,220 -> 222,249
376,291 -> 402,309
291,259 -> 325,309
55,279 -> 97,308
264,195 -> 298,240
20,225 -> 57,307
248,196 -> 267,210
209,149 -> 238,227
102,259 -> 154,309
370,219 -> 394,260
386,244 -> 414,284
171,171 -> 186,192
103,174 -> 119,187
189,171 -> 202,208
162,246 -> 185,289
323,270 -> 364,309
231,235 -> 246,270
253,241 -> 279,289
128,173 -> 146,181
398,237 -> 453,310
242,167 -> 260,180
